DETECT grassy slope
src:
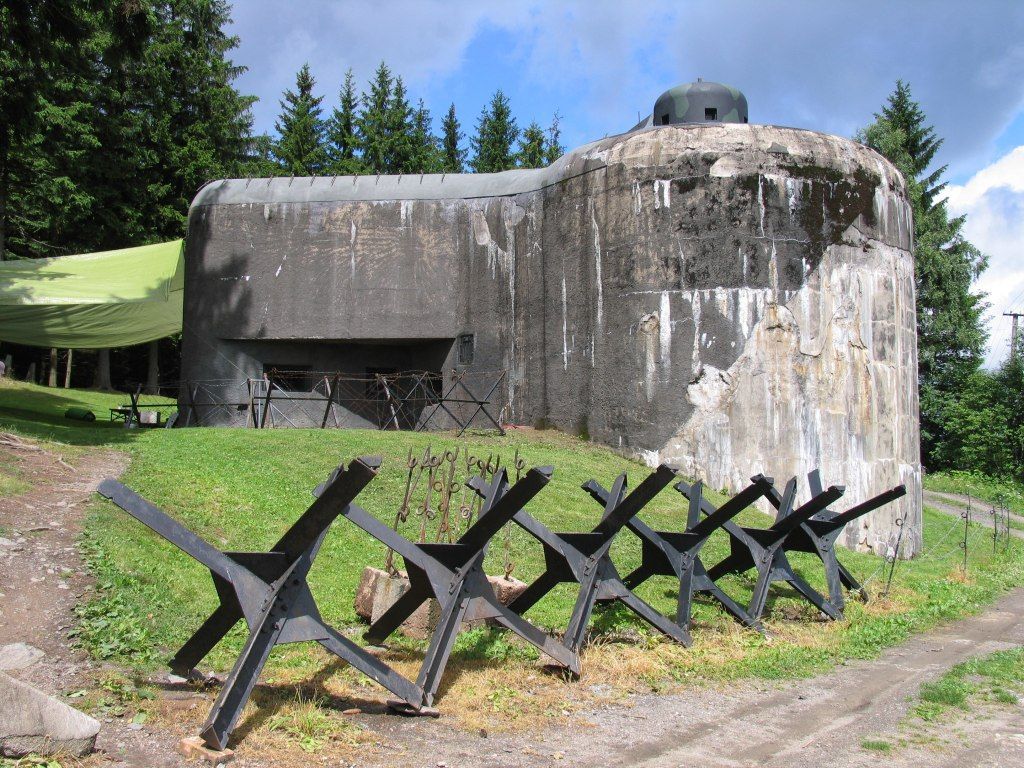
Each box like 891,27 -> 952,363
2,379 -> 1023,693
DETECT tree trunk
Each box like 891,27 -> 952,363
26,362 -> 35,383
93,349 -> 112,390
146,340 -> 159,394
0,124 -> 8,261
64,349 -> 73,388
47,347 -> 58,387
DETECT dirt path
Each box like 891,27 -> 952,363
922,489 -> 1024,540
0,435 -> 185,767
367,589 -> 1023,768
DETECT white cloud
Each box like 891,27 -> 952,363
228,0 -> 1024,178
945,146 -> 1024,367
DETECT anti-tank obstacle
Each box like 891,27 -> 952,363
97,457 -> 424,751
599,474 -> 776,636
350,464 -> 580,706
95,451 -> 907,751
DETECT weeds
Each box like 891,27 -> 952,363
264,691 -> 350,752
860,738 -> 892,753
910,647 -> 1024,724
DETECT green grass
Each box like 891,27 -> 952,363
910,646 -> 1024,723
924,470 -> 1024,518
3,379 -> 1024,693
0,378 -> 175,450
860,738 -> 893,753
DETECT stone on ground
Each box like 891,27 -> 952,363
0,643 -> 45,671
357,566 -> 530,639
0,670 -> 100,757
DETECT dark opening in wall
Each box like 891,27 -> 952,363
660,113 -> 671,125
705,107 -> 718,121
263,363 -> 312,391
458,333 -> 475,365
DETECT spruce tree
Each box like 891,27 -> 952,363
470,90 -> 519,173
408,99 -> 441,174
326,69 -> 362,174
136,0 -> 257,238
440,103 -> 466,173
516,121 -> 547,168
859,81 -> 989,470
545,112 -> 564,164
357,62 -> 394,173
386,76 -> 415,173
272,63 -> 328,176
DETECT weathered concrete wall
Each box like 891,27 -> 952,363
184,123 -> 921,554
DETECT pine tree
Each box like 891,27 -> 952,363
0,1 -> 119,260
440,103 -> 465,173
137,0 -> 257,238
357,62 -> 394,173
859,81 -> 989,470
326,68 -> 362,174
470,90 -> 519,173
545,112 -> 564,165
272,63 -> 328,176
386,76 -> 415,173
408,99 -> 441,174
516,121 -> 547,168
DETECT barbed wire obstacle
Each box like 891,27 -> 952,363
96,458 -> 424,751
765,471 -> 907,611
504,465 -> 691,653
691,478 -> 848,621
234,369 -> 507,433
597,475 -> 776,639
343,465 -> 579,708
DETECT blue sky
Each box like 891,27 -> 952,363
227,0 -> 1024,366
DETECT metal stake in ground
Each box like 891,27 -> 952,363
506,465 -> 691,653
349,465 -> 579,706
97,456 -> 423,750
594,474 -> 776,638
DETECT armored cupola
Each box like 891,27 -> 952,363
652,79 -> 748,125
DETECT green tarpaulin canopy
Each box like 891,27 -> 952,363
0,240 -> 183,348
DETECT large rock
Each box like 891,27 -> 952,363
355,566 -> 529,640
0,671 -> 100,757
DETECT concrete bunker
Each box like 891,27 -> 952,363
181,83 -> 922,555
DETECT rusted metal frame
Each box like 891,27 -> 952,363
384,371 -> 434,431
260,375 -> 317,428
245,378 -> 258,428
770,470 -> 907,609
506,465 -> 689,652
182,381 -> 200,427
97,457 -> 423,750
375,373 -> 404,430
348,466 -> 579,706
259,374 -> 273,428
319,375 -> 338,429
455,371 -> 506,436
698,480 -> 847,621
416,372 -> 468,433
588,475 -> 774,635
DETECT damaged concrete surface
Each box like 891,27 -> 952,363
183,123 -> 920,554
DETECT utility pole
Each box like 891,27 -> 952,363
1005,311 -> 1023,361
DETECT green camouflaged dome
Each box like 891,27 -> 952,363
652,80 -> 748,125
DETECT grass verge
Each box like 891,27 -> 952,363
2,380 -> 1024,758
